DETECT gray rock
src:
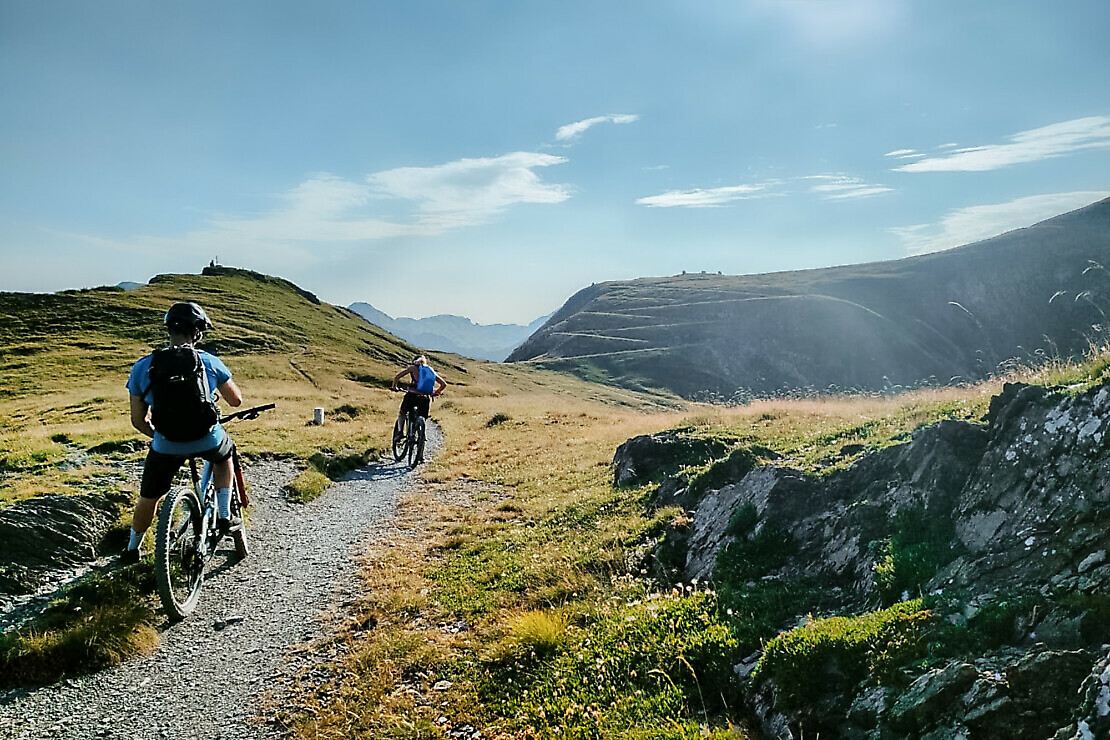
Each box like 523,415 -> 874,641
887,662 -> 977,734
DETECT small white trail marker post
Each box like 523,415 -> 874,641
313,407 -> 325,426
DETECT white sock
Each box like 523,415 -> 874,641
128,528 -> 145,550
217,487 -> 232,519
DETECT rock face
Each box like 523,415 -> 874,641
682,382 -> 1110,602
622,379 -> 1110,737
0,492 -> 128,603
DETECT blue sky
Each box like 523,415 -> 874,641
2,1 -> 1108,324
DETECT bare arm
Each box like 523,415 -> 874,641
391,365 -> 417,390
433,376 -> 447,396
129,395 -> 155,438
218,379 -> 243,408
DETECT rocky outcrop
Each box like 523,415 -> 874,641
0,491 -> 128,603
612,429 -> 733,488
626,379 -> 1110,737
681,382 -> 1110,601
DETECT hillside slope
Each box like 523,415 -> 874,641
509,197 -> 1110,397
0,266 -> 429,400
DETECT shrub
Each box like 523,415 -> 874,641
486,412 -> 511,427
483,591 -> 743,736
753,599 -> 933,710
872,507 -> 955,605
688,446 -> 772,497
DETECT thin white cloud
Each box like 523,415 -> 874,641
891,191 -> 1110,255
884,149 -> 917,157
62,152 -> 573,268
636,184 -> 770,208
369,152 -> 571,228
894,116 -> 1110,173
638,174 -> 892,208
805,175 -> 893,200
555,114 -> 639,141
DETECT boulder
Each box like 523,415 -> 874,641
612,429 -> 732,487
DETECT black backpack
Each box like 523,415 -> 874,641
148,346 -> 220,442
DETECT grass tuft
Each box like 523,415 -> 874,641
0,566 -> 159,687
285,468 -> 331,503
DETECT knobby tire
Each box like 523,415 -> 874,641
231,481 -> 249,559
154,487 -> 205,620
393,419 -> 407,462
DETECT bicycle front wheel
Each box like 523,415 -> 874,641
154,487 -> 205,620
411,418 -> 426,467
392,418 -> 407,462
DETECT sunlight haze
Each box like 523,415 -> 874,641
1,0 -> 1108,324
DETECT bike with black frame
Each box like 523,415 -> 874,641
153,403 -> 275,620
391,388 -> 431,467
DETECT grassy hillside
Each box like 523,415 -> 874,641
0,266 -> 666,504
509,197 -> 1110,398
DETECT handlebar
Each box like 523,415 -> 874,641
221,403 -> 276,423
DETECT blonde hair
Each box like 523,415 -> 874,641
412,355 -> 428,366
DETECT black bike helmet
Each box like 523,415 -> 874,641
164,301 -> 213,334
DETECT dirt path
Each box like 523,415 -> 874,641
0,426 -> 440,740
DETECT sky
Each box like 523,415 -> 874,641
2,1 -> 1109,325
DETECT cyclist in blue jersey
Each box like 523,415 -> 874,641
391,355 -> 446,462
120,302 -> 243,564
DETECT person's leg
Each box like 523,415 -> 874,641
201,436 -> 236,522
124,450 -> 182,557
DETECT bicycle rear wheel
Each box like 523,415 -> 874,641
231,482 -> 249,559
154,487 -> 205,620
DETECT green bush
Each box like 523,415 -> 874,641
753,599 -> 933,710
872,507 -> 955,605
687,447 -> 762,497
486,412 -> 511,427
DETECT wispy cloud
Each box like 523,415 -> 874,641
890,191 -> 1110,255
893,116 -> 1110,173
208,152 -> 572,242
555,114 -> 639,142
636,184 -> 770,208
805,175 -> 893,200
65,152 -> 573,268
638,173 -> 891,208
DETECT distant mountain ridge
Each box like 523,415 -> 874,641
508,197 -> 1110,398
349,303 -> 550,362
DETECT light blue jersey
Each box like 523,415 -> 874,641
127,349 -> 232,455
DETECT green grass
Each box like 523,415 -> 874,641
752,599 -> 933,711
0,565 -> 159,687
285,468 -> 332,503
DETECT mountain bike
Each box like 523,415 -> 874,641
392,390 -> 430,467
153,403 -> 275,620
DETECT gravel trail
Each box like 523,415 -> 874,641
0,425 -> 440,740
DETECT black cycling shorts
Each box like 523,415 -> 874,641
400,391 -> 430,419
139,435 -> 235,500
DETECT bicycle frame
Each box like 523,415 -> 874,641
188,458 -> 220,563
